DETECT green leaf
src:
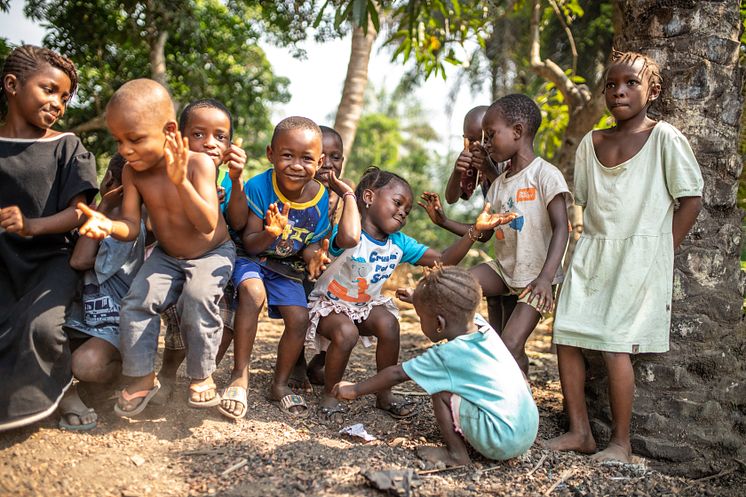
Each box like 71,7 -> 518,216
368,0 -> 380,32
313,0 -> 330,28
352,0 -> 368,29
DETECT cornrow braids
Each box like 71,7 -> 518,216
605,49 -> 662,89
271,115 -> 321,148
354,166 -> 412,212
179,98 -> 234,140
1,45 -> 79,118
415,265 -> 482,322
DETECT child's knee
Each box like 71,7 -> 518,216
329,322 -> 359,352
282,308 -> 309,335
237,279 -> 266,312
72,346 -> 117,381
371,313 -> 400,341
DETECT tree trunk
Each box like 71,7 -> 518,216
149,30 -> 169,88
583,0 -> 745,476
334,19 -> 377,175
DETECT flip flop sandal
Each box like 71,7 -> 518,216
217,386 -> 248,420
59,407 -> 97,431
188,382 -> 222,408
114,380 -> 161,418
318,404 -> 346,424
378,398 -> 419,420
276,394 -> 309,418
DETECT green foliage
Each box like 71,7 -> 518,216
24,0 -> 291,169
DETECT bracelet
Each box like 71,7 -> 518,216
467,225 -> 480,242
342,191 -> 356,201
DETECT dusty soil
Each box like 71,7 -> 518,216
1,301 -> 744,497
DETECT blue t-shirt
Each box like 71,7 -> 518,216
217,168 -> 233,215
244,169 -> 330,280
402,315 -> 538,460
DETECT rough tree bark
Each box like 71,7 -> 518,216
334,19 -> 377,175
583,0 -> 745,476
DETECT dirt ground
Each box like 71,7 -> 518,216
1,301 -> 744,497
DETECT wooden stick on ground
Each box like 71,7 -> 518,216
418,464 -> 468,476
543,468 -> 575,495
527,454 -> 548,477
221,458 -> 248,476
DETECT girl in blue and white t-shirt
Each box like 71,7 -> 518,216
307,166 -> 516,422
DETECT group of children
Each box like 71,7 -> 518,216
0,44 -> 703,467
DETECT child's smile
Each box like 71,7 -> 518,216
14,64 -> 72,130
267,128 -> 323,196
364,181 -> 413,237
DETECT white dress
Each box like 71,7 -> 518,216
553,122 -> 703,353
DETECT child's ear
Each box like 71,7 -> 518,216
436,315 -> 446,333
648,82 -> 662,103
362,188 -> 375,207
266,145 -> 273,163
513,122 -> 524,141
318,153 -> 326,168
3,74 -> 18,96
163,120 -> 178,136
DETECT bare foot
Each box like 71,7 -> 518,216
150,374 -> 175,406
543,431 -> 597,454
220,368 -> 249,417
416,446 -> 470,467
59,387 -> 97,428
590,442 -> 632,463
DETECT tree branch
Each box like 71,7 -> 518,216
70,114 -> 107,134
529,0 -> 584,109
547,0 -> 577,76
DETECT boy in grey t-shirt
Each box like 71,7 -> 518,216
61,154 -> 145,430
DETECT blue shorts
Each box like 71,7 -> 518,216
233,258 -> 307,319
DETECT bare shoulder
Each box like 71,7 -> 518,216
187,150 -> 216,181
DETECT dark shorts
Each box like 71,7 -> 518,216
233,258 -> 307,319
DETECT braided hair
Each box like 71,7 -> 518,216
605,49 -> 662,90
1,45 -> 79,118
354,166 -> 412,212
414,265 -> 482,323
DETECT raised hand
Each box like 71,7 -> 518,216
332,381 -> 358,400
98,185 -> 124,213
417,191 -> 447,226
0,205 -> 31,236
395,287 -> 414,304
265,202 -> 289,237
164,130 -> 189,185
474,202 -> 518,232
327,170 -> 354,198
223,137 -> 246,181
77,202 -> 114,240
519,277 -> 554,313
306,238 -> 331,280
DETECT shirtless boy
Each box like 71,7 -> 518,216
78,79 -> 234,417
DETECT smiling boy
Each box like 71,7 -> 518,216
218,116 -> 331,420
78,79 -> 234,417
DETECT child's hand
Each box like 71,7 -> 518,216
454,149 -> 474,175
470,143 -> 488,172
327,171 -> 353,198
519,277 -> 554,313
474,203 -> 518,232
98,185 -> 124,213
306,238 -> 331,280
265,202 -> 289,237
332,381 -> 358,400
0,205 -> 32,236
417,192 -> 447,226
223,138 -> 246,181
164,130 -> 189,185
395,287 -> 414,303
77,202 -> 114,240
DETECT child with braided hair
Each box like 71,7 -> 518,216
308,166 -> 515,423
0,45 -> 98,431
334,266 -> 538,466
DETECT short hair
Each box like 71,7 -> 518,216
320,125 -> 344,152
463,105 -> 488,132
1,45 -> 79,117
414,265 -> 482,322
179,98 -> 233,139
354,166 -> 412,212
605,49 -> 662,88
488,94 -> 542,139
106,79 -> 175,122
107,153 -> 127,183
271,116 -> 322,148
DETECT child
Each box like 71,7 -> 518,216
217,116 -> 342,420
156,98 -> 247,402
333,266 -> 539,466
307,167 -> 516,422
437,106 -> 519,335
470,94 -> 571,374
62,154 -> 146,429
0,45 -> 98,431
78,79 -> 235,417
546,50 -> 703,463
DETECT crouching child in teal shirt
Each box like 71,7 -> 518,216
333,266 -> 538,466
